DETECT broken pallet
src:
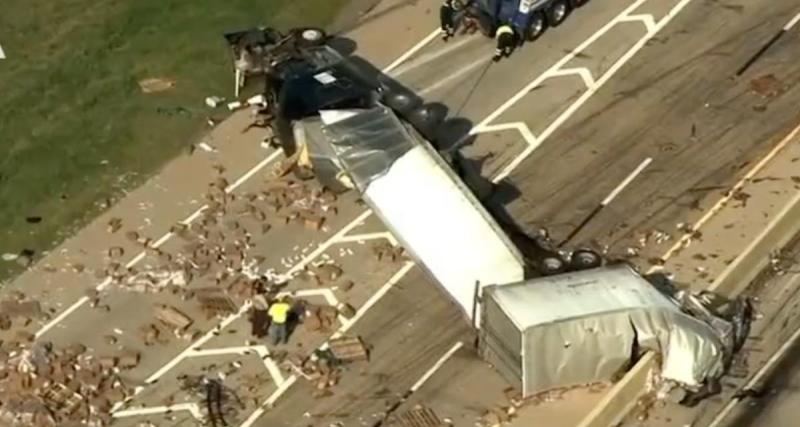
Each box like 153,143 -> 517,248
328,336 -> 368,362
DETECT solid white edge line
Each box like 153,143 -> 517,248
493,0 -> 693,182
601,157 -> 653,206
383,28 -> 443,74
35,150 -> 280,337
652,121 -> 800,267
105,27 -> 444,422
390,34 -> 478,77
784,12 -> 800,31
410,341 -> 464,392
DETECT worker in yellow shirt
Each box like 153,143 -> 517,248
267,297 -> 292,346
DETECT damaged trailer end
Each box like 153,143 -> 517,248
480,264 -> 748,398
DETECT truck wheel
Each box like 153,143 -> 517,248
474,9 -> 496,37
296,27 -> 327,47
293,165 -> 315,181
539,257 -> 566,275
569,249 -> 602,271
546,0 -> 571,27
526,12 -> 547,41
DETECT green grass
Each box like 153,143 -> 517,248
0,0 -> 348,281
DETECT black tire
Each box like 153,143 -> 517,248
539,256 -> 566,276
546,0 -> 571,27
526,12 -> 547,41
474,9 -> 496,37
569,249 -> 602,271
295,27 -> 327,47
569,0 -> 589,7
293,165 -> 315,181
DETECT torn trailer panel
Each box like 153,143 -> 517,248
302,106 -> 527,323
480,264 -> 735,396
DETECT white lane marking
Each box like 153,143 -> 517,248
601,157 -> 652,206
188,345 -> 286,385
650,121 -> 800,267
0,44 -> 5,59
418,57 -> 492,96
384,28 -> 443,74
619,14 -> 658,32
784,12 -> 800,31
331,261 -> 415,339
707,304 -> 800,427
240,376 -> 299,427
335,231 -> 398,244
493,0 -> 694,182
549,67 -> 597,88
36,24 -> 436,338
479,122 -> 540,148
34,151 -> 281,339
474,0 -> 650,131
113,403 -> 203,419
410,341 -> 464,392
106,28 -> 444,419
391,34 -> 480,77
240,261 -> 416,426
286,210 -> 372,275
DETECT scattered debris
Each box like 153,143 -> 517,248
154,304 -> 194,332
138,77 -> 176,93
393,404 -> 444,427
106,217 -> 122,233
328,336 -> 368,362
205,96 -> 226,108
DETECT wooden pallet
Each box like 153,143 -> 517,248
394,405 -> 444,427
328,336 -> 368,362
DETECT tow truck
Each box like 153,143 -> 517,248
448,0 -> 590,48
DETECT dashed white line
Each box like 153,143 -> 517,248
784,12 -> 800,31
410,341 -> 464,392
601,157 -> 652,206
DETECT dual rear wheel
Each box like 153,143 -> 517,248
527,0 -> 589,41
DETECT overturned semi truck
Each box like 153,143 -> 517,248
260,40 -> 750,399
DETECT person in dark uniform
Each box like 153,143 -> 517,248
493,24 -> 516,61
440,0 -> 458,41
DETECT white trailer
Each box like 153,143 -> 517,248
298,106 -> 527,323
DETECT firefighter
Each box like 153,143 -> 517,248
493,24 -> 516,61
440,0 -> 457,41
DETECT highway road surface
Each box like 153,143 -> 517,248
2,0 -> 800,426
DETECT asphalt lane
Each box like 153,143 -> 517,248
502,0 -> 800,261
6,0 -> 800,425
